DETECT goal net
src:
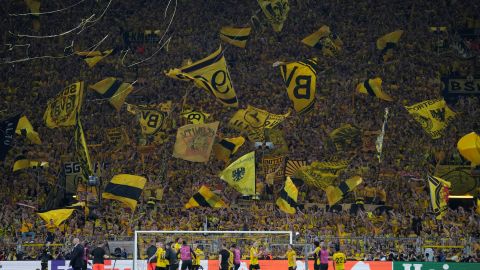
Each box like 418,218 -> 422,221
133,230 -> 293,270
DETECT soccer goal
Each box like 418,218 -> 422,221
133,230 -> 293,270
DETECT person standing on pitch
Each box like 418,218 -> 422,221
91,242 -> 109,270
332,246 -> 346,270
249,241 -> 261,270
319,242 -> 329,270
166,241 -> 179,270
308,240 -> 321,270
192,244 -> 204,270
218,243 -> 230,270
285,244 -> 297,270
232,244 -> 241,270
69,238 -> 84,270
149,242 -> 167,270
146,240 -> 158,270
180,240 -> 196,270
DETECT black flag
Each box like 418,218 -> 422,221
0,113 -> 21,161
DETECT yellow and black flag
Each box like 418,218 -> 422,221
325,176 -> 363,206
16,116 -> 41,145
258,0 -> 290,32
285,159 -> 307,177
376,30 -> 403,62
181,109 -> 210,124
166,46 -> 238,107
90,77 -> 133,111
74,117 -> 92,180
37,208 -> 75,227
76,49 -> 114,68
44,82 -> 84,128
185,185 -> 227,209
356,77 -> 393,101
276,177 -> 298,214
220,26 -> 252,48
328,124 -> 362,151
13,155 -> 48,172
212,136 -> 246,162
405,99 -> 456,139
219,152 -> 256,195
301,25 -> 343,56
102,174 -> 147,210
278,58 -> 319,114
428,175 -> 451,220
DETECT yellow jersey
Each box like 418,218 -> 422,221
250,247 -> 259,265
228,250 -> 234,268
313,247 -> 321,265
155,248 -> 166,267
286,250 -> 296,267
194,248 -> 204,266
174,242 -> 182,252
333,252 -> 346,270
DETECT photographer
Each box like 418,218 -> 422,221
38,243 -> 53,270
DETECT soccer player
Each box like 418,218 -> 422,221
149,242 -> 167,270
192,244 -> 204,270
180,241 -> 196,270
228,245 -> 235,270
249,241 -> 261,270
308,241 -> 321,270
332,246 -> 346,270
146,240 -> 158,270
285,244 -> 297,270
219,243 -> 230,270
174,238 -> 183,252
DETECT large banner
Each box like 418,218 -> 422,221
173,122 -> 219,162
442,77 -> 480,97
262,155 -> 286,182
435,165 -> 479,195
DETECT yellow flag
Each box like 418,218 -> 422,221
428,175 -> 451,220
258,0 -> 290,32
376,30 -> 403,61
102,174 -> 147,210
405,99 -> 456,139
181,109 -> 210,124
276,177 -> 298,214
90,78 -> 133,111
16,116 -> 41,144
165,46 -> 238,107
37,209 -> 75,227
76,49 -> 114,68
220,26 -> 252,48
173,122 -> 219,162
293,160 -> 348,191
279,58 -> 318,114
185,185 -> 227,209
325,176 -> 363,206
132,103 -> 171,135
74,117 -> 92,180
356,78 -> 393,101
219,151 -> 256,195
213,136 -> 246,162
228,105 -> 290,139
12,155 -> 48,172
44,82 -> 84,128
301,25 -> 343,56
457,132 -> 480,165
328,124 -> 362,151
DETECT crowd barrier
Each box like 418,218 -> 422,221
0,260 -> 479,270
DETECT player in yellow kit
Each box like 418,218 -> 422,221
192,244 -> 204,270
249,241 -> 261,270
285,244 -> 297,270
148,242 -> 167,270
332,246 -> 346,270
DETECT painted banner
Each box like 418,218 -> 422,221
173,122 -> 219,162
262,155 -> 286,183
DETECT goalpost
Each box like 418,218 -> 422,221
133,230 -> 293,270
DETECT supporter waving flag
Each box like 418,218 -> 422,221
185,185 -> 227,209
219,152 -> 256,195
258,0 -> 290,32
165,46 -> 238,107
89,77 -> 133,111
0,113 -> 21,161
301,25 -> 343,56
213,136 -> 246,162
220,26 -> 252,48
376,30 -> 404,61
37,209 -> 75,227
74,116 -> 93,180
172,122 -> 219,163
405,99 -> 456,139
428,175 -> 451,220
102,174 -> 147,210
44,82 -> 84,128
356,77 -> 393,101
325,176 -> 363,206
15,116 -> 41,145
276,177 -> 298,214
76,49 -> 114,68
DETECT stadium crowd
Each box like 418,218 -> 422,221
1,0 -> 480,263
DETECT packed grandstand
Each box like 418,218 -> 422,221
1,0 -> 480,269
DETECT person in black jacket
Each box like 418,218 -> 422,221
69,238 -> 85,270
165,242 -> 178,270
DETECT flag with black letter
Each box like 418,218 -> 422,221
0,113 -> 21,161
44,82 -> 84,128
128,102 -> 172,136
102,174 -> 147,210
173,122 -> 219,162
258,0 -> 290,32
15,116 -> 41,145
301,25 -> 343,56
278,58 -> 319,114
325,176 -> 363,206
276,177 -> 298,214
356,78 -> 393,101
220,26 -> 252,48
181,109 -> 210,124
90,78 -> 133,111
328,124 -> 362,151
219,151 -> 256,195
405,99 -> 456,139
428,175 -> 451,220
185,185 -> 227,209
213,136 -> 246,162
165,46 -> 238,107
76,49 -> 114,68
262,156 -> 286,183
